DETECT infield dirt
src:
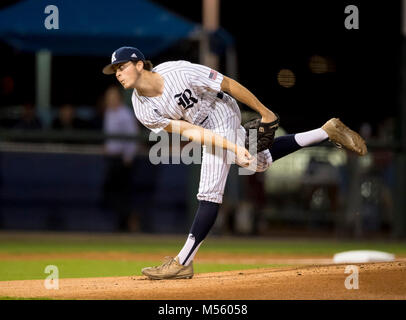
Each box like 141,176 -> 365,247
0,253 -> 405,300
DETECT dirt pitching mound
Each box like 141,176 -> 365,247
0,261 -> 405,300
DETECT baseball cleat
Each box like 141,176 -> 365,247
322,118 -> 367,156
141,256 -> 194,280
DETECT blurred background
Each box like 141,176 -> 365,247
0,0 -> 404,239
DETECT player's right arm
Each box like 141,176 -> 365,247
164,120 -> 253,167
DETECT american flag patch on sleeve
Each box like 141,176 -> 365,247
209,69 -> 217,80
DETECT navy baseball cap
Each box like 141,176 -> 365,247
102,46 -> 145,75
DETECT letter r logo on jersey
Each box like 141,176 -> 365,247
174,89 -> 198,110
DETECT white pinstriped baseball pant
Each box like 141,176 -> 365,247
196,96 -> 273,204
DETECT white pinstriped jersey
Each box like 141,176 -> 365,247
131,60 -> 224,133
130,60 -> 273,204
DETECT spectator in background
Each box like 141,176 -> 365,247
14,102 -> 42,130
102,85 -> 139,232
51,103 -> 88,144
52,103 -> 84,130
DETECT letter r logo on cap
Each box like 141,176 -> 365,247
112,52 -> 117,62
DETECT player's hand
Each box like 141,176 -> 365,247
261,110 -> 278,123
235,145 -> 254,167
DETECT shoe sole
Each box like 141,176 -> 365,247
143,274 -> 194,280
324,119 -> 367,155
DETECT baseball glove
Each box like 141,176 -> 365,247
243,113 -> 280,153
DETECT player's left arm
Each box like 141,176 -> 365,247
221,76 -> 277,123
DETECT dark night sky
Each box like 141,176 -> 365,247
0,0 -> 402,134
153,0 -> 402,133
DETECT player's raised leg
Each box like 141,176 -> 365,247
268,118 -> 367,162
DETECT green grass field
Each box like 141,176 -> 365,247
0,259 -> 282,281
0,232 -> 405,283
2,233 -> 406,255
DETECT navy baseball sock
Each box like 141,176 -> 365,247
269,134 -> 301,161
177,200 -> 219,266
270,129 -> 328,161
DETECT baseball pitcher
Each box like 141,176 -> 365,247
103,46 -> 367,280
